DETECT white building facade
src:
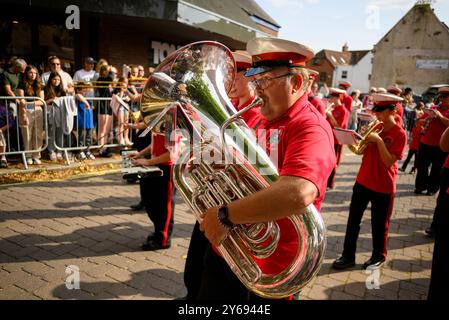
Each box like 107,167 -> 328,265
332,51 -> 374,94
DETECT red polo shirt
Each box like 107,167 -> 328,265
444,155 -> 449,169
251,93 -> 336,275
341,94 -> 353,113
356,124 -> 407,194
232,96 -> 262,129
420,105 -> 449,147
308,93 -> 326,116
395,102 -> 404,127
151,132 -> 176,165
327,104 -> 349,146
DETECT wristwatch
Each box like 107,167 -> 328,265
217,205 -> 234,229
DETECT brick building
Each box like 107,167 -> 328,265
0,0 -> 279,74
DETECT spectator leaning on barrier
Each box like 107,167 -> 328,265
75,83 -> 95,161
73,57 -> 98,98
44,72 -> 67,161
17,65 -> 45,165
96,65 -> 114,155
41,56 -> 74,94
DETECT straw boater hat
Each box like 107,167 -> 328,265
371,93 -> 404,112
338,81 -> 352,89
329,87 -> 347,95
387,85 -> 402,96
377,87 -> 387,93
245,37 -> 315,77
232,51 -> 252,70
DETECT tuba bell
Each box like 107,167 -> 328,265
348,119 -> 384,155
140,41 -> 326,299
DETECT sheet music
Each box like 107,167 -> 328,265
333,128 -> 363,145
121,150 -> 163,175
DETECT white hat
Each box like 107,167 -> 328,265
338,80 -> 352,89
232,51 -> 252,69
438,86 -> 449,95
329,87 -> 347,95
245,37 -> 315,77
372,93 -> 404,111
377,87 -> 387,93
387,85 -> 402,95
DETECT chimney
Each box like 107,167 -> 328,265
342,43 -> 349,52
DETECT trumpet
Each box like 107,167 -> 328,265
348,119 -> 384,155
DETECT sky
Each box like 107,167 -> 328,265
255,0 -> 449,52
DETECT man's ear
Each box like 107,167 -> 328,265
292,74 -> 303,91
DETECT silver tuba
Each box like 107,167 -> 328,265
140,41 -> 326,299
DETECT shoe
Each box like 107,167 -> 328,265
398,167 -> 406,172
26,158 -> 33,165
119,139 -> 126,146
141,238 -> 171,251
130,202 -> 145,211
124,139 -> 133,146
99,149 -> 113,158
33,158 -> 41,165
425,227 -> 435,237
362,257 -> 385,270
56,152 -> 63,160
0,159 -> 7,168
426,191 -> 436,196
49,152 -> 57,161
78,152 -> 87,160
86,152 -> 95,160
414,189 -> 425,195
409,168 -> 416,174
332,256 -> 355,270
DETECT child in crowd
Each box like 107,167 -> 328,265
75,83 -> 95,160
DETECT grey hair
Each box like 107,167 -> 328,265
289,67 -> 310,94
14,58 -> 27,68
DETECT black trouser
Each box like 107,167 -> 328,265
401,149 -> 417,171
141,164 -> 176,246
342,182 -> 394,261
428,167 -> 449,300
196,246 -> 272,301
184,222 -> 210,300
415,143 -> 447,193
327,144 -> 342,189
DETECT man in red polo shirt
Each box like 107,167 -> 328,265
131,129 -> 177,251
326,87 -> 350,189
339,80 -> 353,113
198,37 -> 336,300
428,126 -> 449,300
415,86 -> 449,196
308,69 -> 326,116
229,51 -> 262,128
333,93 -> 407,270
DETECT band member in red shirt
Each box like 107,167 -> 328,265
326,87 -> 350,189
130,128 -> 177,251
229,51 -> 262,128
428,126 -> 449,300
339,80 -> 353,113
415,86 -> 449,196
307,69 -> 326,116
198,37 -> 336,300
387,85 -> 404,127
333,93 -> 407,270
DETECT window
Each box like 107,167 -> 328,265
368,74 -> 372,80
342,71 -> 348,79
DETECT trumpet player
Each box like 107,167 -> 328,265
415,86 -> 449,197
333,93 -> 407,270
326,87 -> 350,189
308,69 -> 326,116
338,80 -> 353,113
198,38 -> 336,300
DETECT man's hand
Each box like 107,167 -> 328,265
200,207 -> 230,247
131,158 -> 150,166
366,132 -> 382,144
128,152 -> 140,159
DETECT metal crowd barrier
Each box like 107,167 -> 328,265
1,95 -> 137,169
0,96 -> 48,170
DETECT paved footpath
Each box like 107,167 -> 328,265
0,148 -> 437,300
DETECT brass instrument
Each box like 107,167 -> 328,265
140,41 -> 326,299
348,119 -> 384,155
